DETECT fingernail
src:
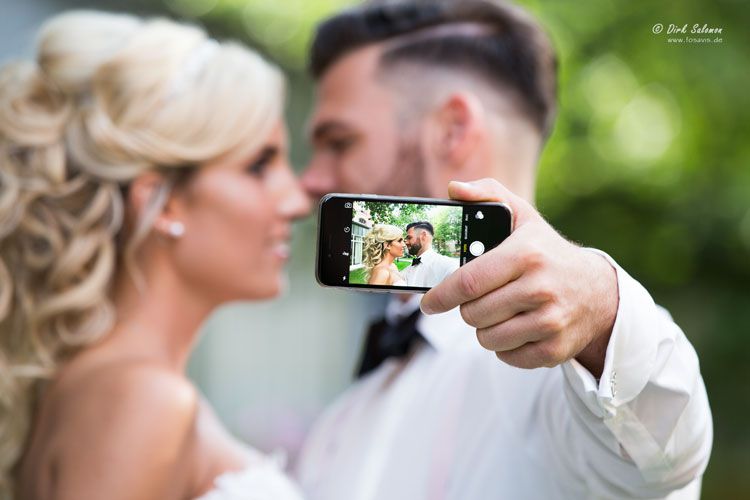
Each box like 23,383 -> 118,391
452,181 -> 473,190
419,298 -> 434,315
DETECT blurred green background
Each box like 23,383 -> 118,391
4,0 -> 747,497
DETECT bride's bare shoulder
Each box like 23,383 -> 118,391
52,360 -> 198,441
369,265 -> 390,282
28,360 -> 199,498
52,358 -> 197,413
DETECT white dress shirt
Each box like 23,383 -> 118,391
401,248 -> 459,288
295,250 -> 712,500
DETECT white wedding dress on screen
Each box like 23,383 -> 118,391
195,448 -> 304,500
391,273 -> 407,286
390,265 -> 408,287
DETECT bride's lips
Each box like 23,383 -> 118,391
271,226 -> 292,262
272,241 -> 290,261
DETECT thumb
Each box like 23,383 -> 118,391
448,178 -> 537,227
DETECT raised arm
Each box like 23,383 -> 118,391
422,179 -> 712,497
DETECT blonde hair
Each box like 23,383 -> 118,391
362,224 -> 402,280
0,11 -> 283,496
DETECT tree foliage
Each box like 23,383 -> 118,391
364,202 -> 428,231
431,207 -> 461,255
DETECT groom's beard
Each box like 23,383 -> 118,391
379,136 -> 430,197
407,242 -> 422,256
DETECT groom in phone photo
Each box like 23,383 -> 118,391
401,221 -> 458,288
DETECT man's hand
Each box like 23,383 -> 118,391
421,179 -> 619,378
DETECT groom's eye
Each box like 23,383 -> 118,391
326,136 -> 356,154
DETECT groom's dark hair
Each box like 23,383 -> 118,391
310,0 -> 558,138
406,221 -> 434,236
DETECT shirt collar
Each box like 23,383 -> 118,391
418,248 -> 437,261
385,295 -> 470,352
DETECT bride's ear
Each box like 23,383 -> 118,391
127,171 -> 186,238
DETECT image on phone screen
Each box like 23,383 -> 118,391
316,195 -> 513,293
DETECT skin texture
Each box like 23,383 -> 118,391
302,45 -> 618,378
303,47 -> 445,200
388,236 -> 406,259
17,122 -> 311,500
368,236 -> 406,285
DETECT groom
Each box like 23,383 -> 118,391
298,1 -> 712,499
401,221 -> 458,287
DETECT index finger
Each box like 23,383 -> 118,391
421,232 -> 523,314
448,179 -> 536,227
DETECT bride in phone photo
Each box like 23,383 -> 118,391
363,224 -> 408,286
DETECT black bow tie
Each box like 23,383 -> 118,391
411,257 -> 422,267
356,308 -> 423,378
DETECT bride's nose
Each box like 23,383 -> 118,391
276,167 -> 312,221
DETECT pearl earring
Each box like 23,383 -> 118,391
167,221 -> 185,238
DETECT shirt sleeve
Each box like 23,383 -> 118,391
557,248 -> 713,498
440,255 -> 460,282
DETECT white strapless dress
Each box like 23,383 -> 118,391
391,269 -> 407,287
195,449 -> 304,500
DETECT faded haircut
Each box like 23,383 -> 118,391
310,0 -> 558,138
406,221 -> 435,235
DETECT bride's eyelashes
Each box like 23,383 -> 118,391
246,146 -> 280,177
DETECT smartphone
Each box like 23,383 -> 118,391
316,194 -> 513,293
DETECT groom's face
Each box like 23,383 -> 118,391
302,46 -> 432,201
405,228 -> 422,256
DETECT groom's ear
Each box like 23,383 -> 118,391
427,92 -> 486,170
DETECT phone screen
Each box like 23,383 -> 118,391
316,194 -> 513,293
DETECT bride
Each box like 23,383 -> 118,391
363,224 -> 408,286
0,11 -> 310,500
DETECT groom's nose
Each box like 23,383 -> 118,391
301,158 -> 337,201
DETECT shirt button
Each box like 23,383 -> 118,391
610,370 -> 617,398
